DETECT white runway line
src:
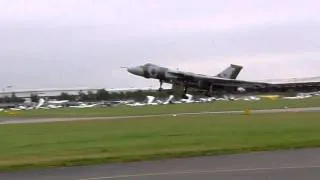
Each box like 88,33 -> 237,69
78,165 -> 320,180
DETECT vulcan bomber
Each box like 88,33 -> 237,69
126,63 -> 270,98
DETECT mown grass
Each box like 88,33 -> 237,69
0,96 -> 319,118
0,112 -> 320,171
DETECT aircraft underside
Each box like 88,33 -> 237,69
160,80 -> 234,99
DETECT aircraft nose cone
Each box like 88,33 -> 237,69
127,67 -> 144,76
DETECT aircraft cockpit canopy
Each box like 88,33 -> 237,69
144,63 -> 158,67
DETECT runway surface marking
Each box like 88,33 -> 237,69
2,148 -> 320,180
79,165 -> 320,180
0,107 -> 319,125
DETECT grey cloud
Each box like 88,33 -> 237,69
0,0 -> 319,89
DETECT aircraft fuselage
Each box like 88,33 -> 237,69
126,63 -> 254,97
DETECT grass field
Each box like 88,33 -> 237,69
0,112 -> 320,171
0,96 -> 319,118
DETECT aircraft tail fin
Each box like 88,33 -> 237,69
216,64 -> 243,79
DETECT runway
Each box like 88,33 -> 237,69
2,148 -> 320,180
0,106 -> 319,125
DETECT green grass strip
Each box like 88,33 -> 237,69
0,112 -> 320,171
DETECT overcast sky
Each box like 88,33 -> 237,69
1,0 -> 319,90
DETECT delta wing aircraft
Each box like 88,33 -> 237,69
126,63 -> 271,98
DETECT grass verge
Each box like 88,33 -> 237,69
0,112 -> 320,171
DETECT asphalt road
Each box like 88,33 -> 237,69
0,107 -> 320,125
2,148 -> 320,180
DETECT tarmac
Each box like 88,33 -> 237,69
0,107 -> 320,125
2,148 -> 320,180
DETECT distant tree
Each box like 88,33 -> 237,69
3,96 -> 11,103
0,93 -> 24,103
87,91 -> 97,101
78,91 -> 87,101
118,92 -> 126,100
10,93 -> 24,103
77,91 -> 97,101
57,92 -> 76,101
30,94 -> 40,103
286,88 -> 297,96
134,90 -> 149,101
96,89 -> 109,100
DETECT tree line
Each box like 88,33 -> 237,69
0,89 -> 192,103
26,89 -> 189,103
0,93 -> 25,103
52,89 -> 180,102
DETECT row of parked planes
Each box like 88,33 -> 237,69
0,91 -> 319,112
